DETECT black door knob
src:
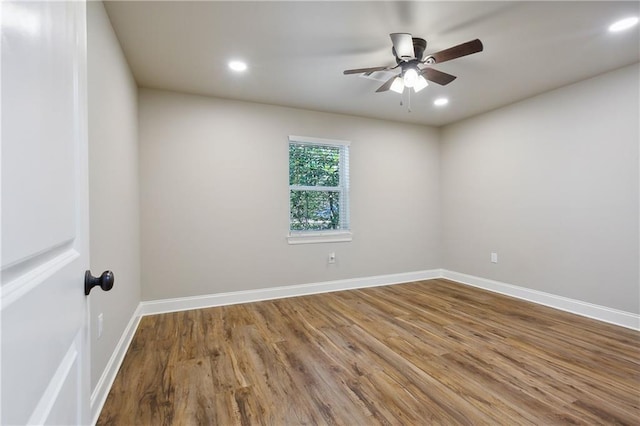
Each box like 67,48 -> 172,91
84,270 -> 114,295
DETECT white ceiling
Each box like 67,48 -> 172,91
104,1 -> 640,127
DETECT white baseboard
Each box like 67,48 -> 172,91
139,269 -> 441,316
441,270 -> 640,331
90,304 -> 142,425
139,269 -> 639,330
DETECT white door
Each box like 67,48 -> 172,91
1,1 -> 91,424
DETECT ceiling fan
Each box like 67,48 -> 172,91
343,33 -> 483,94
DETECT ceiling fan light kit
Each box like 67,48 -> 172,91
344,33 -> 483,99
403,67 -> 419,87
390,77 -> 405,94
413,75 -> 429,92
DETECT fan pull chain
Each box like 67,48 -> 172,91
399,89 -> 411,113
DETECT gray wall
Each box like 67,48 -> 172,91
440,64 -> 639,314
138,89 -> 441,301
87,1 -> 141,392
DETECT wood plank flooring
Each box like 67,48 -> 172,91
97,279 -> 640,425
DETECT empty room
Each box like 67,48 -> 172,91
1,1 -> 639,425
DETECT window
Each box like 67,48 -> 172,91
288,135 -> 351,244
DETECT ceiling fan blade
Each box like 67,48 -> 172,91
343,66 -> 390,75
375,75 -> 399,93
427,39 -> 483,64
390,33 -> 415,60
421,68 -> 457,86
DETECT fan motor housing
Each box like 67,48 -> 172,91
393,37 -> 427,63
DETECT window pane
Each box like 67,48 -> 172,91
290,190 -> 340,231
289,144 -> 340,187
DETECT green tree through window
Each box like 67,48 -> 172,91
289,137 -> 350,233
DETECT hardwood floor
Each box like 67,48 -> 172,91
97,279 -> 640,425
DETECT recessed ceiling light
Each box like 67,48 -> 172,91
609,17 -> 639,32
434,98 -> 449,107
228,60 -> 247,72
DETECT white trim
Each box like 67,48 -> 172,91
288,135 -> 350,147
90,304 -> 142,426
441,270 -> 640,331
290,185 -> 341,192
139,269 -> 441,316
137,269 -> 640,329
287,231 -> 353,245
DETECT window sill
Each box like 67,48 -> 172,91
287,231 -> 352,245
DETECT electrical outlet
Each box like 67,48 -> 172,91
98,313 -> 104,339
328,252 -> 336,264
491,252 -> 498,263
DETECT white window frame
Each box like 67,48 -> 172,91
287,135 -> 352,245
